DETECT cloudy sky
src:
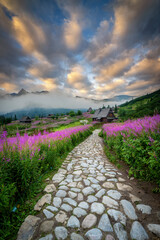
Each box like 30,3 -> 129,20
0,0 -> 160,100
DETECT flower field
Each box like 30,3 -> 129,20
0,124 -> 92,236
102,115 -> 160,187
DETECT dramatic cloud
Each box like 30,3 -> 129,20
0,0 -> 160,111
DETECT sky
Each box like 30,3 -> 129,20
0,0 -> 160,102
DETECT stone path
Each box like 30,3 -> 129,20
17,130 -> 160,240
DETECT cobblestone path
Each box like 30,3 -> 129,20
17,130 -> 160,240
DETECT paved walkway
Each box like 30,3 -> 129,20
17,130 -> 160,240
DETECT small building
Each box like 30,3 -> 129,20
87,107 -> 93,113
20,116 -> 32,123
47,114 -> 54,118
92,107 -> 116,123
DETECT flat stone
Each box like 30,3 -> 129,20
73,170 -> 82,175
63,198 -> 77,207
102,196 -> 119,209
46,206 -> 58,212
91,184 -> 101,191
44,184 -> 56,193
78,201 -> 89,210
130,221 -> 149,240
56,190 -> 67,198
88,177 -> 99,184
118,177 -> 125,182
77,193 -> 84,201
43,209 -> 54,219
53,197 -> 62,208
98,214 -> 113,232
39,233 -> 53,240
55,211 -> 68,223
34,194 -> 51,211
107,190 -> 122,200
97,176 -> 106,181
17,215 -> 41,240
83,179 -> 90,186
68,191 -> 77,199
95,189 -> 106,198
103,182 -> 115,189
73,207 -> 87,217
107,178 -> 118,182
68,182 -> 77,187
71,233 -> 84,240
87,195 -> 98,203
136,204 -> 152,214
120,200 -> 138,220
116,183 -> 133,192
114,223 -> 128,240
39,220 -> 54,233
67,216 -> 80,228
147,224 -> 160,237
105,235 -> 115,240
71,187 -> 81,192
91,202 -> 105,214
85,228 -> 102,240
59,186 -> 68,191
129,193 -> 142,203
58,168 -> 67,174
61,204 -> 73,212
82,214 -> 97,228
52,173 -> 64,183
55,226 -> 68,240
81,162 -> 88,168
108,209 -> 126,225
82,187 -> 95,196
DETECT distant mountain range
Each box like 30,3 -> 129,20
1,88 -> 49,98
76,94 -> 134,102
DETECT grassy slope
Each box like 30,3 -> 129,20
118,89 -> 160,120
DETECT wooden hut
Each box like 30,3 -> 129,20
92,107 -> 116,122
20,116 -> 32,123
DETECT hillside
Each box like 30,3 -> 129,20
118,89 -> 160,120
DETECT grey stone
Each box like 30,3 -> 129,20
87,195 -> 98,203
95,189 -> 106,198
55,226 -> 68,240
83,179 -> 90,186
71,233 -> 84,240
68,182 -> 77,187
88,177 -> 99,184
39,234 -> 53,240
78,201 -> 89,209
82,187 -> 95,195
114,223 -> 128,240
120,200 -> 138,220
46,206 -> 58,212
116,183 -> 133,192
108,209 -> 126,225
73,170 -> 82,175
67,216 -> 80,228
98,214 -> 113,232
107,178 -> 118,182
17,215 -> 41,240
136,204 -> 152,214
73,207 -> 87,217
43,209 -> 54,219
60,204 -> 73,212
107,190 -> 122,200
102,196 -> 119,209
56,190 -> 67,198
52,173 -> 64,183
44,184 -> 56,193
103,182 -> 115,189
34,194 -> 51,211
77,193 -> 84,201
82,214 -> 97,228
91,202 -> 105,215
129,193 -> 142,203
59,186 -> 68,191
105,235 -> 115,240
147,224 -> 160,237
91,184 -> 101,191
63,198 -> 77,207
71,187 -> 81,192
39,220 -> 54,233
85,228 -> 102,240
118,177 -> 125,182
53,197 -> 62,208
97,176 -> 106,181
68,191 -> 77,199
55,211 -> 68,223
130,221 -> 149,240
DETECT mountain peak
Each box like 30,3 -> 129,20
18,88 -> 28,96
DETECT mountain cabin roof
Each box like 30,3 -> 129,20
92,107 -> 115,120
20,116 -> 32,122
